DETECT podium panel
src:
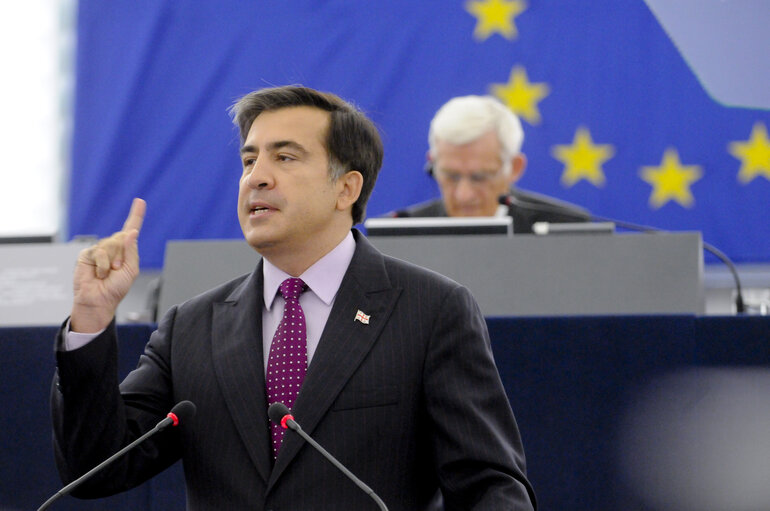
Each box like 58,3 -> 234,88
158,231 -> 704,317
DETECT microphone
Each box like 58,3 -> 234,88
499,192 -> 590,217
268,402 -> 389,511
38,400 -> 197,511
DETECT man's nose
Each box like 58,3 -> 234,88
453,177 -> 476,202
245,156 -> 274,189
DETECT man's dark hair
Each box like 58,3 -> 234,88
230,85 -> 383,224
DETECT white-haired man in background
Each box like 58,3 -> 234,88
394,95 -> 590,233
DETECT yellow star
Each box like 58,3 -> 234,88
465,0 -> 527,41
728,122 -> 770,184
491,66 -> 549,125
640,148 -> 703,209
551,127 -> 615,187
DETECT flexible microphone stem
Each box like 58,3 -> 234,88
268,402 -> 389,511
38,425 -> 163,511
289,421 -> 389,510
38,400 -> 196,511
500,193 -> 746,313
591,214 -> 746,314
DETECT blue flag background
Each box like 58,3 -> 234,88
69,0 -> 770,268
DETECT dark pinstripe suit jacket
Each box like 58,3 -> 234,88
52,230 -> 536,510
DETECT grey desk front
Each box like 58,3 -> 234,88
0,242 -> 87,326
372,231 -> 704,315
158,231 -> 704,317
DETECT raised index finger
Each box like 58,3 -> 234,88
122,197 -> 146,234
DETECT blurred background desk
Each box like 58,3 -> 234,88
3,315 -> 769,510
6,232 -> 769,327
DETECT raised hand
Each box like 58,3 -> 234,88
70,198 -> 146,333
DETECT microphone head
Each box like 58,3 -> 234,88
268,402 -> 291,424
169,400 -> 197,425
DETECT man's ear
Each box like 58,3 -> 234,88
508,154 -> 527,185
424,150 -> 434,176
336,170 -> 363,211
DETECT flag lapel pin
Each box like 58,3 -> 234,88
354,309 -> 370,324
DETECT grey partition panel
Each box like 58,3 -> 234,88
0,242 -> 87,326
370,232 -> 704,315
158,240 -> 262,317
158,232 -> 704,317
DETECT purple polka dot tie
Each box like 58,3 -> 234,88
266,277 -> 308,458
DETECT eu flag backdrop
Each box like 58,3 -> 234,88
69,0 -> 770,268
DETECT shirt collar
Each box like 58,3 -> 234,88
263,231 -> 356,310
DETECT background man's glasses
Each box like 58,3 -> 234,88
434,168 -> 504,186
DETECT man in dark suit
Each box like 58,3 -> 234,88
393,95 -> 589,234
51,86 -> 536,510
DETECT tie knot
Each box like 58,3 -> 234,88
279,277 -> 306,301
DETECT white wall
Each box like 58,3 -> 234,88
0,0 -> 74,240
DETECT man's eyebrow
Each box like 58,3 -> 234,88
239,140 -> 309,156
269,140 -> 309,155
240,144 -> 256,156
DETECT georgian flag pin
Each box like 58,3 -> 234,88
354,309 -> 370,324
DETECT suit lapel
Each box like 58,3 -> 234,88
268,232 -> 402,488
211,264 -> 273,483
